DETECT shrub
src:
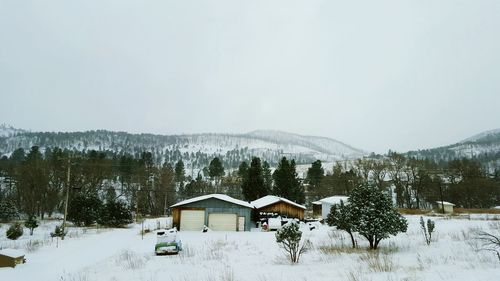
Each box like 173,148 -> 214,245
68,193 -> 103,226
0,200 -> 19,222
475,230 -> 500,262
420,216 -> 435,245
98,200 -> 133,227
50,224 -> 67,238
6,222 -> 23,240
25,215 -> 39,235
275,220 -> 309,263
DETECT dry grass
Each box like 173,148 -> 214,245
359,252 -> 397,272
453,208 -> 500,214
116,250 -> 148,270
398,208 -> 432,215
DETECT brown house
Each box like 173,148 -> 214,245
0,249 -> 25,268
251,195 -> 306,220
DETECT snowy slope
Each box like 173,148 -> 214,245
407,128 -> 500,168
0,124 -> 26,138
460,128 -> 500,143
0,127 -> 367,167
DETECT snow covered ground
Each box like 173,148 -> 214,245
1,216 -> 500,281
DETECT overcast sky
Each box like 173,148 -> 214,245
1,0 -> 499,153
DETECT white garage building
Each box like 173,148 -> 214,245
171,194 -> 253,231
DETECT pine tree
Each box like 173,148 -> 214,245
17,146 -> 48,217
25,215 -> 39,235
98,199 -> 133,227
262,161 -> 273,195
275,221 -> 309,263
6,222 -> 23,240
159,162 -> 176,215
306,160 -> 324,189
208,157 -> 225,179
237,161 -> 249,179
0,200 -> 19,222
273,157 -> 304,204
326,201 -> 356,248
242,157 -> 266,201
68,193 -> 103,226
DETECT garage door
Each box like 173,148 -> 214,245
180,210 -> 205,231
208,213 -> 237,231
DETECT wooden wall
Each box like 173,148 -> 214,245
257,201 -> 305,220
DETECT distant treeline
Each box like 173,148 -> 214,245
1,147 -> 499,221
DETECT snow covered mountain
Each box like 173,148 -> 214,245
407,128 -> 500,169
0,127 -> 366,168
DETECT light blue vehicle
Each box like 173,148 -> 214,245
155,228 -> 182,255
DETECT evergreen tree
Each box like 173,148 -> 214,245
25,215 -> 39,235
159,162 -> 176,215
348,184 -> 408,249
326,201 -> 356,248
44,148 -> 67,217
237,161 -> 249,179
68,193 -> 103,226
174,159 -> 186,183
17,146 -> 48,217
208,157 -> 225,179
262,161 -> 273,195
273,157 -> 304,204
209,157 -> 225,191
242,157 -> 267,201
306,160 -> 324,189
98,199 -> 133,227
0,200 -> 19,222
275,221 -> 309,263
6,222 -> 23,240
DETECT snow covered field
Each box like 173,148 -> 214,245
1,216 -> 500,281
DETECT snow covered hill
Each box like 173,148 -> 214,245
0,124 -> 26,138
0,127 -> 366,168
407,128 -> 500,169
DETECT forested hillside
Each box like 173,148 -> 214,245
407,129 -> 500,172
0,125 -> 365,170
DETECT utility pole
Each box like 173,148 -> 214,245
439,180 -> 445,215
62,158 -> 71,239
164,188 -> 168,217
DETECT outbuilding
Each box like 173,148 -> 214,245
435,201 -> 455,214
252,195 -> 306,220
0,249 -> 25,268
171,194 -> 253,231
312,201 -> 322,219
319,196 -> 349,220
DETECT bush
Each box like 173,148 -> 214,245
0,200 -> 19,222
68,193 -> 103,226
98,200 -> 133,227
6,222 -> 24,240
420,216 -> 435,245
50,224 -> 66,238
275,220 -> 309,263
475,230 -> 500,262
25,215 -> 39,236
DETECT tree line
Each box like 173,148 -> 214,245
306,152 -> 500,209
0,146 -> 307,220
1,146 -> 499,222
